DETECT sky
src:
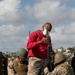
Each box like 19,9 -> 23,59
0,0 -> 75,52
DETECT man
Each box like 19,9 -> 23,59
7,48 -> 28,75
44,52 -> 74,75
26,22 -> 52,75
71,52 -> 75,74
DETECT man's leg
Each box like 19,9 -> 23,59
27,57 -> 43,75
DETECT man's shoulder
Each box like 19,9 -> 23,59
35,30 -> 41,32
54,63 -> 67,72
8,60 -> 13,66
30,30 -> 42,36
35,30 -> 42,35
54,63 -> 74,75
32,30 -> 42,33
12,59 -> 18,66
53,65 -> 67,75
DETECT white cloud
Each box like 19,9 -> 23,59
0,24 -> 28,36
64,23 -> 75,34
51,23 -> 75,48
0,0 -> 75,52
25,0 -> 75,24
0,24 -> 28,52
0,0 -> 24,23
24,0 -> 75,49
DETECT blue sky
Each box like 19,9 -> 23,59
21,0 -> 36,6
66,1 -> 75,8
0,0 -> 75,52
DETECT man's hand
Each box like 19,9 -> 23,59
44,67 -> 49,75
38,37 -> 47,44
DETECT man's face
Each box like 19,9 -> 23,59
43,27 -> 50,35
46,24 -> 52,32
43,24 -> 52,32
19,58 -> 25,63
16,57 -> 25,64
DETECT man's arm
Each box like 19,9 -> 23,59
7,60 -> 17,75
27,32 -> 47,50
26,32 -> 39,49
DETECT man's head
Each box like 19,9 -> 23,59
54,52 -> 66,65
42,22 -> 52,31
42,22 -> 52,35
74,52 -> 75,57
16,48 -> 28,63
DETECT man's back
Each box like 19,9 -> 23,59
71,57 -> 75,73
7,59 -> 15,75
52,62 -> 74,75
8,59 -> 28,75
26,30 -> 48,58
44,62 -> 74,75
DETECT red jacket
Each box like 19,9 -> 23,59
26,30 -> 51,59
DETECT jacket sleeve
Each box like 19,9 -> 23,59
7,60 -> 16,75
26,32 -> 39,50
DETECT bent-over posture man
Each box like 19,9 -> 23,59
44,52 -> 74,75
26,22 -> 52,75
7,48 -> 28,75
